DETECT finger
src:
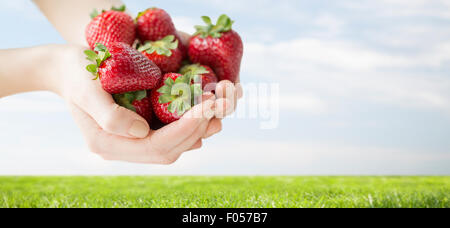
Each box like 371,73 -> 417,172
236,83 -> 244,99
170,115 -> 210,156
69,103 -> 103,140
204,118 -> 223,139
196,92 -> 215,105
188,139 -> 203,151
215,98 -> 235,119
177,31 -> 191,47
149,96 -> 215,151
69,103 -> 154,163
215,80 -> 236,100
74,84 -> 150,139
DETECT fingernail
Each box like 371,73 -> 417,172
128,121 -> 149,138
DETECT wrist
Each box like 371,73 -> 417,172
38,44 -> 86,96
33,45 -> 62,93
0,45 -> 63,97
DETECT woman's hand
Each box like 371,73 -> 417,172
0,44 -> 223,164
55,44 -> 227,164
0,42 -> 240,164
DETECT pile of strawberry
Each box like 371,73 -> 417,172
84,6 -> 243,126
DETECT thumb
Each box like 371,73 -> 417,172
74,89 -> 150,139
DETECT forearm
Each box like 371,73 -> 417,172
0,45 -> 61,98
33,0 -> 124,45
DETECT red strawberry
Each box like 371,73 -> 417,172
180,64 -> 218,91
151,73 -> 203,124
85,42 -> 162,94
136,8 -> 187,57
138,35 -> 183,74
189,15 -> 243,83
86,5 -> 136,50
113,90 -> 152,124
136,8 -> 177,42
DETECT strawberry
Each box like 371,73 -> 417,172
113,90 -> 153,124
86,5 -> 136,50
136,8 -> 187,57
180,64 -> 218,91
138,35 -> 183,74
151,73 -> 203,124
136,8 -> 177,42
189,15 -> 243,83
84,42 -> 162,94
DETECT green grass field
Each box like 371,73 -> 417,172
0,176 -> 448,208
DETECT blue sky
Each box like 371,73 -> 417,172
0,0 -> 449,175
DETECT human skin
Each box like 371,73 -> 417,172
0,0 -> 242,164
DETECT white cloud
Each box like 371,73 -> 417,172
278,94 -> 327,114
345,0 -> 450,19
312,14 -> 345,37
242,38 -> 450,111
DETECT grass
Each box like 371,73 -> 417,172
0,176 -> 448,208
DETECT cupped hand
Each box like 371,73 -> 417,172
53,44 -> 222,164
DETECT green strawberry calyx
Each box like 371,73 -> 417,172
194,14 -> 234,38
90,5 -> 126,19
157,75 -> 203,115
84,43 -> 111,80
180,64 -> 209,84
113,90 -> 147,112
137,35 -> 179,57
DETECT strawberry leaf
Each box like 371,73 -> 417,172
94,43 -> 111,65
85,43 -> 112,80
161,35 -> 175,43
157,74 -> 199,116
167,102 -> 177,114
113,94 -> 136,112
113,90 -> 147,113
191,84 -> 203,105
138,35 -> 178,57
84,50 -> 98,61
194,14 -> 234,38
180,64 -> 209,84
174,75 -> 189,84
94,43 -> 107,52
90,9 -> 99,19
86,64 -> 98,75
111,5 -> 126,12
157,85 -> 171,94
165,77 -> 175,87
136,8 -> 153,21
202,16 -> 212,25
159,94 -> 175,104
134,90 -> 147,101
